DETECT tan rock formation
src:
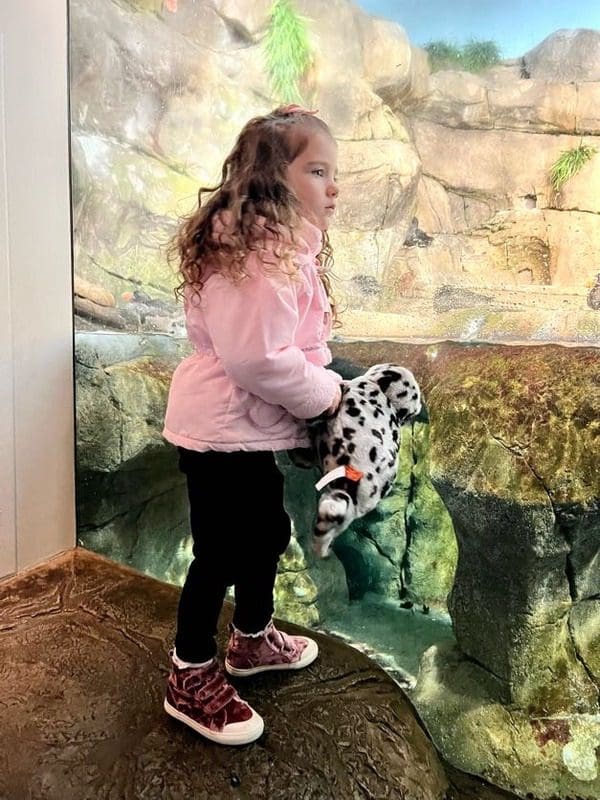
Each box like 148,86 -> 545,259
74,274 -> 115,307
70,0 -> 600,344
412,120 -> 597,211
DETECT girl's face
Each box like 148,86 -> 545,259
286,130 -> 338,231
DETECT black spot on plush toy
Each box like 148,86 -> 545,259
291,363 -> 422,557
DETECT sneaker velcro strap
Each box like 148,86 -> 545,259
270,628 -> 298,657
203,683 -> 237,715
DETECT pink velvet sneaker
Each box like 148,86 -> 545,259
164,653 -> 264,745
224,621 -> 319,677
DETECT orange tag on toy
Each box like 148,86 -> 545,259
345,465 -> 364,482
315,464 -> 364,491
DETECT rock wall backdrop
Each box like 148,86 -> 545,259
70,0 -> 600,344
70,2 -> 600,798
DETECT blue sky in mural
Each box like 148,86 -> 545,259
356,0 -> 600,58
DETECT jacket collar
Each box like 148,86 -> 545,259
296,216 -> 323,260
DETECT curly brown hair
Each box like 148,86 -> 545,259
168,106 -> 339,326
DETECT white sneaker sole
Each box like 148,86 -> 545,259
224,637 -> 319,677
163,698 -> 264,745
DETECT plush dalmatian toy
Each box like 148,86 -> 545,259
292,363 -> 422,558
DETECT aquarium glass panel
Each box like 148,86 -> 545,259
70,0 -> 600,691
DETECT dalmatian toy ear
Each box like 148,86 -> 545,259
363,363 -> 422,420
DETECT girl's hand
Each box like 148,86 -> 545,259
325,384 -> 342,416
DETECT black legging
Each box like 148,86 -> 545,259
174,447 -> 292,663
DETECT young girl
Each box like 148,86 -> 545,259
162,105 -> 342,745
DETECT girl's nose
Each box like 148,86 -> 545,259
328,181 -> 339,197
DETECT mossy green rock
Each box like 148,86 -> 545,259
279,357 -> 456,611
330,340 -> 600,797
570,599 -> 600,681
423,345 -> 600,712
279,351 -> 453,613
414,643 -> 600,799
76,333 -> 600,797
335,476 -> 409,600
75,334 -> 192,582
405,422 -> 457,608
274,535 -> 320,628
276,454 -> 351,619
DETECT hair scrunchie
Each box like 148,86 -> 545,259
276,104 -> 319,116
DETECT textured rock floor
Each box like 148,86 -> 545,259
0,549 -> 517,800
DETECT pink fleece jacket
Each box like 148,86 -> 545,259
162,216 -> 342,452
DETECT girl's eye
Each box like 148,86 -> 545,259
312,169 -> 325,177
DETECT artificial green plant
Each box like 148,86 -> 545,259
264,0 -> 312,104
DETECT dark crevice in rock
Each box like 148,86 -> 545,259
106,387 -> 124,429
528,462 -> 578,606
78,478 -> 176,536
567,610 -> 600,695
488,432 -> 530,459
361,529 -> 397,571
380,175 -> 394,230
77,502 -> 131,533
462,651 -> 510,694
400,425 -> 419,599
420,170 -> 494,205
520,464 -> 597,697
562,524 -> 579,603
547,205 -> 600,216
128,507 -> 151,562
489,431 -> 579,607
128,138 -> 190,176
288,671 -> 385,696
211,6 -> 257,46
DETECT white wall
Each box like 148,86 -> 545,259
0,1 -> 75,578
